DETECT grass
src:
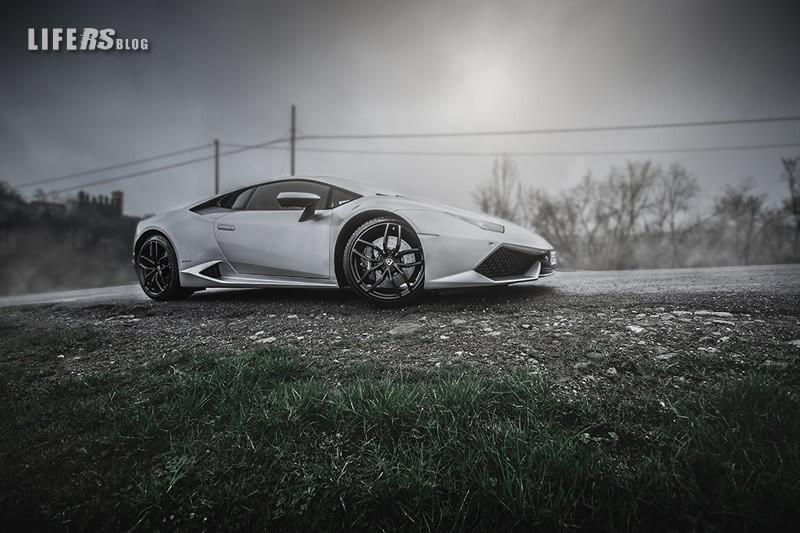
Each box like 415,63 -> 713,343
1,347 -> 799,531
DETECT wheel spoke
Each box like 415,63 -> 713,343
396,248 -> 421,257
145,270 -> 159,291
139,255 -> 155,267
366,269 -> 389,294
155,272 -> 166,292
382,223 -> 390,252
396,224 -> 402,248
352,249 -> 376,263
392,263 -> 411,288
357,239 -> 383,254
387,269 -> 402,297
357,263 -> 383,284
399,261 -> 424,267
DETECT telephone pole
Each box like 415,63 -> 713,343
290,104 -> 296,175
214,138 -> 220,194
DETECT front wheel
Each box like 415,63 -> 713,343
343,217 -> 425,306
136,234 -> 193,301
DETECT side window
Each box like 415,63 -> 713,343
231,188 -> 255,209
245,180 -> 331,211
328,187 -> 361,209
218,187 -> 254,209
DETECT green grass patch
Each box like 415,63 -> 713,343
1,348 -> 799,531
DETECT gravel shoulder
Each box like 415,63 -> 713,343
2,265 -> 799,394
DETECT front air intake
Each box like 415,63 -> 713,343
474,247 -> 545,279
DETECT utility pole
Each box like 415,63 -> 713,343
290,104 -> 296,175
214,139 -> 220,194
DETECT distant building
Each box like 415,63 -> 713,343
29,199 -> 68,218
73,190 -> 124,217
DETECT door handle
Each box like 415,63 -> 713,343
217,224 -> 236,231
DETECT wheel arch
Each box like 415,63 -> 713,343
333,210 -> 414,288
134,228 -> 177,260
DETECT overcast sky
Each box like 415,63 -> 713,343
2,0 -> 799,216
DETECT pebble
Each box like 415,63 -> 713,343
695,310 -> 734,317
389,323 -> 423,335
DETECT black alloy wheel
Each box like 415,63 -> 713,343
343,217 -> 425,305
136,234 -> 192,301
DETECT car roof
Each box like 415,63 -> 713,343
237,175 -> 402,197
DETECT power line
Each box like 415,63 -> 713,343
221,141 -> 800,157
296,115 -> 800,141
19,113 -> 800,193
18,143 -> 213,189
47,137 -> 288,194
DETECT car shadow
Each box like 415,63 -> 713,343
187,283 -> 560,310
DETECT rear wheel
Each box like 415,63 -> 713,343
136,235 -> 193,301
343,217 -> 425,306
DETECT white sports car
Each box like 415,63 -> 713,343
133,176 -> 556,305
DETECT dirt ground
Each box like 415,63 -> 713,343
2,265 -> 799,394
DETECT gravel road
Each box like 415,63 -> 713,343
2,265 -> 799,389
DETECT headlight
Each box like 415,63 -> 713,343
446,213 -> 505,233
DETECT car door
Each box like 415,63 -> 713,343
213,180 -> 333,278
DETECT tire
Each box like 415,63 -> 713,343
343,217 -> 425,306
135,234 -> 193,301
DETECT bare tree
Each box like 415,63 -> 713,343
712,178 -> 766,265
473,155 -> 521,224
527,173 -> 613,269
782,157 -> 800,249
653,164 -> 700,266
471,157 -> 796,270
601,161 -> 660,267
0,182 -> 26,232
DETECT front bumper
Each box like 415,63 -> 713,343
395,209 -> 555,289
421,239 -> 555,289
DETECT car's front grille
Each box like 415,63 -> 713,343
474,247 -> 545,279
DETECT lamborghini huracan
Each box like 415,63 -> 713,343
133,175 -> 556,305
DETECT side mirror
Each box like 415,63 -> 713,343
277,192 -> 321,222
